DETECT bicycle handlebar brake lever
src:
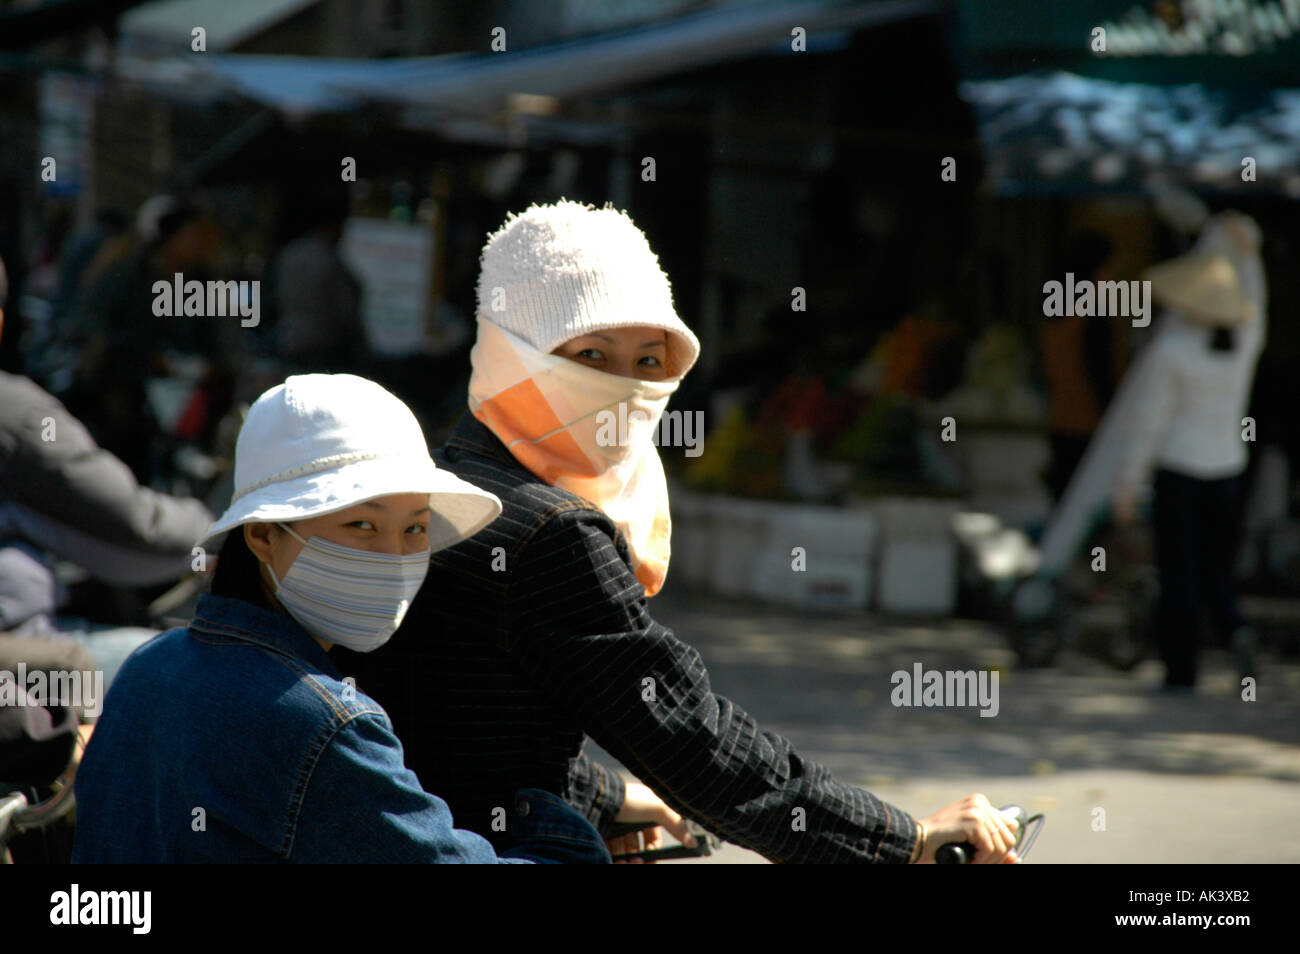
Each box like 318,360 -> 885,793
934,804 -> 1043,864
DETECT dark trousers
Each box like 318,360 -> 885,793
1152,468 -> 1245,686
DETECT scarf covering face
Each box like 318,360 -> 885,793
467,317 -> 679,596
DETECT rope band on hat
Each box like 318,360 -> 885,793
230,451 -> 389,502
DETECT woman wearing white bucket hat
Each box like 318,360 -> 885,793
72,373 -> 611,863
343,200 -> 1022,864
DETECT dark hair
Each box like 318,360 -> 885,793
95,208 -> 129,234
209,528 -> 274,609
1061,230 -> 1113,278
1210,327 -> 1236,352
154,201 -> 202,248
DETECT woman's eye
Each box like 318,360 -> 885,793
577,348 -> 604,361
638,355 -> 662,367
406,524 -> 428,535
348,520 -> 376,530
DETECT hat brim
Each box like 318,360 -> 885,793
1144,254 -> 1257,327
202,456 -> 502,553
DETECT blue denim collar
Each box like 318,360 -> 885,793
189,592 -> 342,679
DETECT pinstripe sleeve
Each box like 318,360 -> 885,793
505,508 -> 919,864
567,750 -> 627,836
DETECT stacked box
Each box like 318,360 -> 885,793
667,487 -> 712,588
874,497 -> 961,614
708,497 -> 771,598
750,505 -> 877,611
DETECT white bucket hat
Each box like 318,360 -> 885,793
203,374 -> 501,550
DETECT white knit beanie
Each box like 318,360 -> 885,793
475,199 -> 700,378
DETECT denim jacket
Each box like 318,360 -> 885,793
71,592 -> 610,863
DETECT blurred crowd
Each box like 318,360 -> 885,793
12,190 -> 379,490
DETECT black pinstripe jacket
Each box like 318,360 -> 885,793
341,412 -> 919,863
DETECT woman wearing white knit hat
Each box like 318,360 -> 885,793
73,372 -> 611,863
345,200 -> 1022,864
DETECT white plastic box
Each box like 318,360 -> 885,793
873,497 -> 960,615
749,504 -> 875,610
667,488 -> 712,588
708,497 -> 770,598
876,539 -> 957,614
669,493 -> 879,611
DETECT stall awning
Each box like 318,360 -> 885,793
959,71 -> 1300,196
953,0 -> 1300,87
120,0 -> 938,123
949,2 -> 1300,195
119,0 -> 322,54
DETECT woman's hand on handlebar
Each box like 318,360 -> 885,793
609,781 -> 697,864
914,793 -> 1020,864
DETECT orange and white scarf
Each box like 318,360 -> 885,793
467,318 -> 677,596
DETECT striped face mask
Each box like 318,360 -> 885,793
267,523 -> 429,652
468,318 -> 677,596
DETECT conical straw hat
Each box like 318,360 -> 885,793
1143,253 -> 1256,327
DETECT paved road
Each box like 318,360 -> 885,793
585,589 -> 1300,864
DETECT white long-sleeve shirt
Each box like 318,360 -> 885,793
1118,317 -> 1264,490
1118,219 -> 1266,492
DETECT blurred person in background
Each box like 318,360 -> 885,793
1040,231 -> 1126,501
31,207 -> 131,392
62,195 -> 221,485
343,200 -> 1023,865
266,182 -> 371,376
1112,211 -> 1267,690
0,252 -> 214,704
51,208 -> 130,332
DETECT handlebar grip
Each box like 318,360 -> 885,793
935,841 -> 976,864
933,805 -> 1027,864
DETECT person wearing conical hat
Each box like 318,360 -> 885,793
1113,210 -> 1267,689
343,200 -> 1025,864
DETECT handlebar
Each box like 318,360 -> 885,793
606,805 -> 1045,863
1,740 -> 83,863
934,804 -> 1045,864
604,819 -> 720,862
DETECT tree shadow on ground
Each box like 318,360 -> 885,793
647,590 -> 1300,786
